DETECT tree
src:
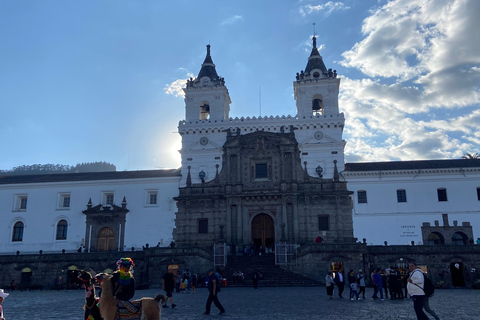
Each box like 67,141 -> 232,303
462,153 -> 480,159
0,161 -> 116,175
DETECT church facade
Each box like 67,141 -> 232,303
174,40 -> 354,252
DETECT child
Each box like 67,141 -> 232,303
0,288 -> 9,320
350,281 -> 359,300
179,279 -> 187,293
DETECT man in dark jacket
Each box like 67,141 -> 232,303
334,270 -> 345,298
204,270 -> 225,315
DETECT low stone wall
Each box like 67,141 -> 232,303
2,244 -> 479,290
285,243 -> 480,288
0,248 -> 212,290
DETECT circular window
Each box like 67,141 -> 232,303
314,131 -> 324,140
199,137 -> 209,146
313,72 -> 320,78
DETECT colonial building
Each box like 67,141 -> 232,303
1,37 -> 480,290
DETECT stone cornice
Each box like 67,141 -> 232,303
178,114 -> 345,133
342,167 -> 480,178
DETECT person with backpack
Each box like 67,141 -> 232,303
407,262 -> 430,320
203,270 -> 226,315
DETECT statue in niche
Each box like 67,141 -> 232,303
257,139 -> 264,151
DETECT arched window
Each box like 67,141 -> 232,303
427,232 -> 444,245
56,220 -> 68,240
12,221 -> 24,242
452,232 -> 468,245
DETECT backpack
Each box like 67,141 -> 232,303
214,272 -> 222,292
423,274 -> 434,297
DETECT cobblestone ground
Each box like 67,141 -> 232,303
3,287 -> 479,320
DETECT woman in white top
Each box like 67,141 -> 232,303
325,272 -> 335,299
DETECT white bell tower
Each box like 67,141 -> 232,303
183,45 -> 231,121
293,36 -> 340,118
178,45 -> 231,187
293,35 -> 346,177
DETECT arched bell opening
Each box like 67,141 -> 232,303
199,101 -> 210,120
312,94 -> 323,116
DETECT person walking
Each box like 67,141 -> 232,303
162,268 -> 177,309
204,270 -> 226,315
347,270 -> 356,300
356,269 -> 366,299
372,268 -> 385,301
325,272 -> 335,299
407,262 -> 429,320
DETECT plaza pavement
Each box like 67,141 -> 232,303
2,286 -> 479,319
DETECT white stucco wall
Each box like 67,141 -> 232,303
0,175 -> 180,254
344,170 -> 480,245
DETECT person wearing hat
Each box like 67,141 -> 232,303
0,288 -> 9,320
111,258 -> 137,314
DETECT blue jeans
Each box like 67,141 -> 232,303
372,285 -> 384,299
412,295 -> 430,320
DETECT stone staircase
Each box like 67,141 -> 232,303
220,254 -> 321,287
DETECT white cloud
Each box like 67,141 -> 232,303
338,0 -> 480,162
221,15 -> 243,25
164,73 -> 194,98
299,1 -> 350,17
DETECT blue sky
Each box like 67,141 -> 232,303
1,0 -> 479,171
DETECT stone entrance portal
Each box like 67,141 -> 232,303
252,214 -> 275,250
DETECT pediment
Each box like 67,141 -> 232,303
186,139 -> 222,150
302,133 -> 337,144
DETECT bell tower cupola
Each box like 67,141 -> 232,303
294,36 -> 340,118
183,45 -> 231,122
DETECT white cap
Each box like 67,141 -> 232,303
0,288 -> 9,299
